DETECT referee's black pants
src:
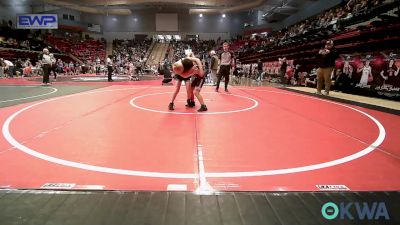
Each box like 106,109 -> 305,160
42,64 -> 51,83
216,65 -> 230,90
108,66 -> 113,81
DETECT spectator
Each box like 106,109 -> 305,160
68,61 -> 75,75
23,59 -> 32,77
305,69 -> 317,87
293,64 -> 301,85
209,50 -> 219,85
3,58 -> 14,78
15,58 -> 23,76
50,54 -> 57,80
279,57 -> 287,84
0,58 -> 5,78
335,69 -> 351,92
257,59 -> 264,82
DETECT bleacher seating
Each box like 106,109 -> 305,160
236,0 -> 399,65
46,35 -> 106,61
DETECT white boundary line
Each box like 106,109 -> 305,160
0,86 -> 58,103
129,91 -> 259,115
1,87 -> 386,178
2,86 -> 196,178
195,145 -> 214,194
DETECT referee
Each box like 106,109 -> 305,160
216,42 -> 235,92
40,48 -> 52,85
106,55 -> 113,82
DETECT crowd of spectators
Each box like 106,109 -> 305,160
111,39 -> 152,75
167,40 -> 216,62
236,0 -> 393,57
0,55 -> 91,78
232,0 -> 399,99
46,34 -> 106,61
0,28 -> 56,52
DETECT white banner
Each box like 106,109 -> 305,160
88,24 -> 101,33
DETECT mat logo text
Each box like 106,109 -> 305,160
321,202 -> 390,220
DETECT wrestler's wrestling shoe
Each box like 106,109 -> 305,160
197,105 -> 208,112
168,102 -> 175,110
185,99 -> 195,108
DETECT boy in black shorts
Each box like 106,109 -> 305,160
170,54 -> 208,112
190,75 -> 207,112
169,74 -> 192,110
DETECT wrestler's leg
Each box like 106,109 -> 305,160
169,80 -> 182,110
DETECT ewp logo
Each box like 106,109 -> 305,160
321,202 -> 390,220
17,14 -> 58,29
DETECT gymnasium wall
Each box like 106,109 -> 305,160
0,5 -> 32,25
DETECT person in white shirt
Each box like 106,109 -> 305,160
4,59 -> 14,78
128,61 -> 137,80
68,61 -> 75,75
95,57 -> 101,75
41,48 -> 52,85
106,55 -> 113,82
216,42 -> 234,92
358,56 -> 373,87
0,58 -> 5,78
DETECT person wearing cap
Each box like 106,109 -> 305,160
216,42 -> 234,92
316,40 -> 339,95
209,50 -> 219,85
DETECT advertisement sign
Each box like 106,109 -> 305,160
17,14 -> 58,29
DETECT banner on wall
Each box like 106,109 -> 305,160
336,56 -> 400,99
17,14 -> 58,29
263,60 -> 294,74
88,24 -> 101,33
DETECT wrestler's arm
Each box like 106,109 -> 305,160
187,57 -> 204,77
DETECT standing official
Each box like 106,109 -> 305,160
106,55 -> 113,82
216,42 -> 234,92
41,48 -> 52,85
